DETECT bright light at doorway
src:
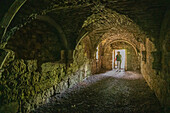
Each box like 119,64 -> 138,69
112,49 -> 126,70
96,46 -> 99,60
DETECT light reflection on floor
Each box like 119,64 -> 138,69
98,70 -> 143,80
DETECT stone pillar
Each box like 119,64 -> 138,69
60,50 -> 65,62
67,50 -> 73,60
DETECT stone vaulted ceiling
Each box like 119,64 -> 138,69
0,0 -> 169,49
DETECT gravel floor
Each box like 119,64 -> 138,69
32,70 -> 164,113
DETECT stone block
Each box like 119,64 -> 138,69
60,50 -> 65,61
41,62 -> 60,72
26,60 -> 38,72
11,60 -> 27,74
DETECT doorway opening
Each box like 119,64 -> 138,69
112,49 -> 126,71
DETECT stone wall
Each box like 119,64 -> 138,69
6,20 -> 64,63
140,8 -> 170,112
141,37 -> 170,112
159,8 -> 170,112
0,59 -> 65,113
126,47 -> 140,71
0,41 -> 91,113
101,45 -> 113,70
91,45 -> 102,74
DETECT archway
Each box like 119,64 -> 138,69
0,1 -> 169,113
74,9 -> 146,74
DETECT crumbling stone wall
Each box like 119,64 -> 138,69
0,41 -> 91,113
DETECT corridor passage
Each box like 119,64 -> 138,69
33,71 -> 164,113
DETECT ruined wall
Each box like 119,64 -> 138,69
0,41 -> 91,113
141,9 -> 170,112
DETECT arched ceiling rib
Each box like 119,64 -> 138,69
75,9 -> 146,51
101,32 -> 141,51
103,40 -> 138,55
0,0 -> 168,50
36,15 -> 68,49
0,0 -> 27,41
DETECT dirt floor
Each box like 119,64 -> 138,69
32,70 -> 164,113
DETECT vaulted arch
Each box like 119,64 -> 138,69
36,15 -> 68,49
0,0 -> 27,41
103,39 -> 138,55
74,9 -> 146,59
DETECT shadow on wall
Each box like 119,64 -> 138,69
0,33 -> 92,113
6,20 -> 65,65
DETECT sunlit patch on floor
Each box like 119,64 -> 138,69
100,70 -> 143,80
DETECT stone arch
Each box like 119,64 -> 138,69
1,14 -> 69,50
36,15 -> 68,50
73,32 -> 89,59
73,9 -> 146,59
103,39 -> 138,55
0,1 -> 70,51
0,0 -> 27,40
6,19 -> 67,63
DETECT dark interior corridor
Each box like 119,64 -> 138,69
0,0 -> 169,113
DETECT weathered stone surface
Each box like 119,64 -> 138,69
0,1 -> 169,113
26,60 -> 38,72
159,8 -> 170,112
0,43 -> 91,112
141,38 -> 170,113
6,20 -> 64,64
